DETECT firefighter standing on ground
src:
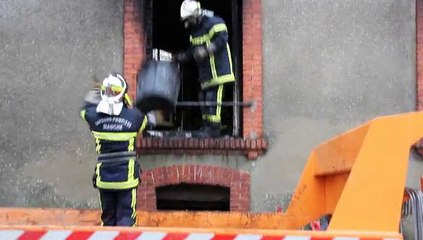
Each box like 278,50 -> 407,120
80,73 -> 155,226
175,0 -> 235,138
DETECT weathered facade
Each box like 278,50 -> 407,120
0,0 -> 123,207
0,0 -> 422,215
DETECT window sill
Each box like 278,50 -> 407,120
136,137 -> 267,160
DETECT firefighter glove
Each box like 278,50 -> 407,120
174,52 -> 188,63
193,46 -> 209,62
84,89 -> 101,105
146,111 -> 157,127
207,43 -> 217,54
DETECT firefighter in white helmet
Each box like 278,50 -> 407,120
80,72 -> 155,226
175,0 -> 235,138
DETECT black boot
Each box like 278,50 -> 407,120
192,122 -> 221,138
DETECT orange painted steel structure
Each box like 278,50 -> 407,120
0,112 -> 422,239
285,111 -> 423,232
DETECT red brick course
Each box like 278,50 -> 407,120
137,165 -> 251,211
136,137 -> 266,160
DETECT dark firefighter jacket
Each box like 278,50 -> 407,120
80,102 -> 147,190
188,15 -> 235,89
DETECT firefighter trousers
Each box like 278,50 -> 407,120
99,187 -> 137,226
199,84 -> 225,124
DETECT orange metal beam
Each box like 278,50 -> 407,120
0,208 -> 312,229
285,112 -> 423,232
136,211 -> 309,229
0,208 -> 100,226
313,123 -> 370,176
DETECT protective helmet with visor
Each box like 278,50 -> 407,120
180,0 -> 202,29
96,73 -> 130,116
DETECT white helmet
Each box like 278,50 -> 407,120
180,0 -> 201,20
96,73 -> 127,116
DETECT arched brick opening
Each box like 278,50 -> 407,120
137,165 -> 250,211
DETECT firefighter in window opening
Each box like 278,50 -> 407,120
80,73 -> 156,226
174,0 -> 235,138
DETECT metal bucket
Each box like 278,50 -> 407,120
135,59 -> 181,113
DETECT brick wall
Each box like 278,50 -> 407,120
242,0 -> 263,139
138,165 -> 250,211
123,0 -> 145,99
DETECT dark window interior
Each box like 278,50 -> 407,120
143,0 -> 243,137
156,183 -> 230,211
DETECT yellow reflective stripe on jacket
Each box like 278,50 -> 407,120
96,162 -> 102,186
138,116 -> 148,134
80,110 -> 86,120
207,40 -> 218,80
209,23 -> 227,39
128,138 -> 135,151
96,159 -> 139,190
96,177 -> 139,189
190,35 -> 208,45
128,158 -> 134,181
95,138 -> 101,153
190,23 -> 228,45
203,42 -> 234,90
201,74 -> 235,89
92,131 -> 137,141
226,44 -> 234,76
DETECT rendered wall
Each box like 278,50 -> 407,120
253,0 -> 421,211
0,0 -> 123,207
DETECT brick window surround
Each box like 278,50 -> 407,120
137,165 -> 250,211
123,0 -> 266,160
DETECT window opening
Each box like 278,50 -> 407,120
156,183 -> 230,211
143,0 -> 243,138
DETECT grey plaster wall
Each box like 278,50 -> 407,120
252,0 -> 422,212
0,0 -> 123,207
